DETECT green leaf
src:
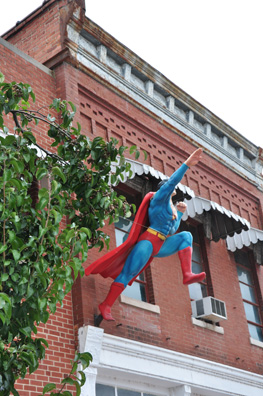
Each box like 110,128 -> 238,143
8,230 -> 16,243
0,244 -> 8,254
68,101 -> 76,112
78,352 -> 93,368
37,197 -> 49,210
78,370 -> 86,386
23,131 -> 36,144
129,145 -> 137,154
52,166 -> 66,183
60,391 -> 73,396
51,179 -> 61,195
20,351 -> 33,366
65,229 -> 75,243
38,187 -> 49,199
22,152 -> 31,162
39,338 -> 49,348
61,377 -> 74,385
0,293 -> 12,320
20,327 -> 32,337
7,178 -> 23,190
12,249 -> 21,262
38,297 -> 47,311
10,159 -> 24,173
0,312 -> 6,324
0,72 -> 4,83
43,383 -> 57,394
1,273 -> 9,282
75,381 -> 81,396
36,168 -> 48,180
3,169 -> 12,182
79,227 -> 92,239
3,135 -> 16,145
50,209 -> 62,225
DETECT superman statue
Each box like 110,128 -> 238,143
85,148 -> 206,320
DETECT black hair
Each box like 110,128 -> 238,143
156,179 -> 168,191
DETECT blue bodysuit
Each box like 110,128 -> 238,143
114,163 -> 192,287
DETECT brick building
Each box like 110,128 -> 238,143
1,1 -> 263,395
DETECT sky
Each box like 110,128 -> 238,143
1,0 -> 262,148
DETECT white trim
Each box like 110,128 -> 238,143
227,227 -> 263,252
182,196 -> 250,231
120,294 -> 160,314
79,326 -> 263,396
250,337 -> 263,349
191,317 -> 224,334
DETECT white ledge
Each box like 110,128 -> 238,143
191,317 -> 224,334
120,294 -> 160,314
250,337 -> 263,348
80,326 -> 263,396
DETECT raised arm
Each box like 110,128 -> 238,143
153,148 -> 203,203
184,148 -> 202,167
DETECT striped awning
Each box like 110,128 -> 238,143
182,196 -> 250,242
113,158 -> 195,200
227,228 -> 263,264
113,158 -> 251,242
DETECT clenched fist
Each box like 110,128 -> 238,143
176,202 -> 187,213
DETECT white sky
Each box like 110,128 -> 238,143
1,0 -> 262,148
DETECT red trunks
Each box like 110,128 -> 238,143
137,228 -> 166,256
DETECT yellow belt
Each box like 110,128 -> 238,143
147,228 -> 166,241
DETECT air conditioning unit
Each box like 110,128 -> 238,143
191,296 -> 227,322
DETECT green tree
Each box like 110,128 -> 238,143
0,72 -> 140,395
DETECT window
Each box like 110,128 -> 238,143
180,222 -> 208,300
96,384 -> 158,396
235,250 -> 263,342
114,216 -> 148,302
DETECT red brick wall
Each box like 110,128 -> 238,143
3,0 -> 85,66
3,0 -> 65,64
56,62 -> 263,375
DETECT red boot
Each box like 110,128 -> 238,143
178,247 -> 206,285
99,282 -> 125,321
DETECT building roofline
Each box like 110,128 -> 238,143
2,0 -> 86,39
1,0 -> 56,39
83,17 -> 261,154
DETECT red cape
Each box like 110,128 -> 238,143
85,192 -> 154,285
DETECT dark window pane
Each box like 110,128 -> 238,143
192,245 -> 201,263
244,302 -> 261,324
118,389 -> 140,396
138,272 -> 145,281
237,265 -> 253,285
234,250 -> 250,267
239,283 -> 256,303
96,384 -> 115,396
189,225 -> 199,243
122,281 -> 146,302
181,223 -> 199,243
188,282 -> 207,300
248,323 -> 263,342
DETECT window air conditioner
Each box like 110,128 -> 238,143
191,296 -> 227,322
